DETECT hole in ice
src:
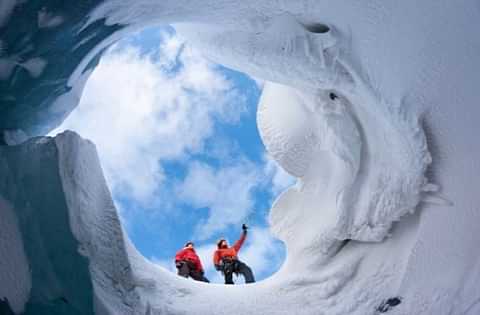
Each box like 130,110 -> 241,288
53,26 -> 289,285
304,23 -> 330,34
376,297 -> 402,313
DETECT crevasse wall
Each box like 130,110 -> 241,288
1,1 -> 480,314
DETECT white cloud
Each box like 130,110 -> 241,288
263,153 -> 296,196
54,32 -> 247,209
176,160 -> 260,239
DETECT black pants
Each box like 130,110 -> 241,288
177,261 -> 209,282
222,260 -> 255,284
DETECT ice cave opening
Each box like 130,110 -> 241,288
49,25 -> 290,287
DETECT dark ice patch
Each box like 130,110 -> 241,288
0,298 -> 15,315
376,297 -> 402,313
303,23 -> 330,34
329,92 -> 338,100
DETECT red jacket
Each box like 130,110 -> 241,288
175,247 -> 204,272
213,232 -> 247,266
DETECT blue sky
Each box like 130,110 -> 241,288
54,26 -> 294,283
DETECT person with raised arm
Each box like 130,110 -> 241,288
213,224 -> 255,284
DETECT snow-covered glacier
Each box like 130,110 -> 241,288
2,1 -> 480,314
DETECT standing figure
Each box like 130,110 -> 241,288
213,224 -> 255,284
175,241 -> 209,282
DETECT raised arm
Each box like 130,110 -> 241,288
233,231 -> 247,252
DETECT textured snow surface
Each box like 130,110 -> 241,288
0,198 -> 30,314
0,132 -> 421,314
1,0 -> 480,314
257,82 -> 428,248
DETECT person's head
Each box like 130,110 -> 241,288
184,241 -> 194,248
217,238 -> 228,249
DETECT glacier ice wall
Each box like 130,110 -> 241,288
0,134 -> 95,314
1,0 -> 480,314
0,132 -> 153,314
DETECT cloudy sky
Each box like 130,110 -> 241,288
53,26 -> 294,283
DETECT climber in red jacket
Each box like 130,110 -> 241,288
213,224 -> 255,284
175,241 -> 209,282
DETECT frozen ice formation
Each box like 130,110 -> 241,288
1,1 -> 480,314
257,79 -> 430,252
0,131 -> 422,315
